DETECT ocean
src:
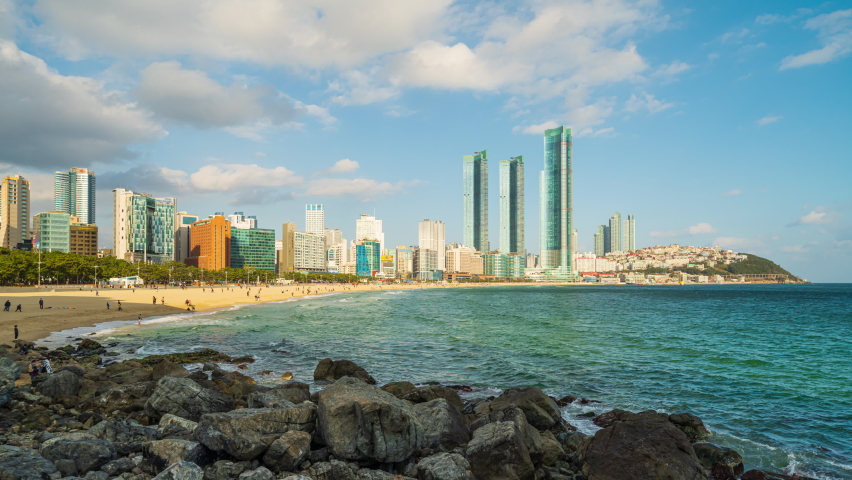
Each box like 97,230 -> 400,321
66,284 -> 851,479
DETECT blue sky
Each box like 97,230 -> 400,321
1,0 -> 850,282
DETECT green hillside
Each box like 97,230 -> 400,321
721,253 -> 796,277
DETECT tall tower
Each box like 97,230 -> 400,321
626,214 -> 636,252
112,188 -> 175,263
0,175 -> 31,248
608,212 -> 623,253
356,213 -> 384,252
539,126 -> 572,270
499,155 -> 524,254
306,204 -> 324,235
463,150 -> 489,252
54,168 -> 96,225
594,225 -> 605,257
418,219 -> 446,271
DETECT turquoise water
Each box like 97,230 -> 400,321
92,284 -> 852,479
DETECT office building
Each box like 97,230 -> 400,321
227,212 -> 257,230
608,212 -> 623,253
278,223 -> 297,273
356,214 -> 384,252
626,214 -> 636,252
327,240 -> 347,272
175,211 -> 199,263
355,240 -> 381,277
70,219 -> 98,256
413,248 -> 439,280
54,168 -> 96,225
306,204 -> 324,235
186,215 -> 231,271
381,249 -> 396,277
33,212 -> 70,252
0,175 -> 30,249
231,228 -> 276,271
113,188 -> 176,263
526,253 -> 539,269
295,232 -> 326,272
499,155 -> 524,254
594,226 -> 606,257
418,219 -> 445,272
539,126 -> 573,274
483,253 -> 525,278
507,254 -> 525,278
395,246 -> 414,278
463,150 -> 489,252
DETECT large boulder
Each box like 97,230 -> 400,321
248,383 -> 310,407
488,387 -> 563,431
471,406 -> 543,463
204,460 -> 249,480
0,358 -> 22,408
142,439 -> 215,474
693,443 -> 744,479
239,467 -> 274,480
0,444 -> 60,480
152,360 -> 191,382
416,453 -> 471,480
313,359 -> 376,384
88,418 -> 160,454
194,405 -> 317,460
158,414 -> 198,439
401,386 -> 464,412
35,370 -> 82,398
669,413 -> 710,443
261,431 -> 311,473
466,421 -> 535,480
40,433 -> 116,474
152,460 -> 204,480
145,377 -> 234,421
412,399 -> 470,451
97,382 -> 156,413
582,412 -> 707,480
380,381 -> 415,397
314,377 -> 423,463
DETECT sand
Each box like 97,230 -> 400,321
0,282 -> 468,343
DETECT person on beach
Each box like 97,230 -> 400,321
14,325 -> 18,340
161,297 -> 165,304
106,302 -> 110,310
39,298 -> 43,309
41,358 -> 52,374
117,301 -> 123,311
138,314 -> 142,324
95,291 -> 99,296
14,304 -> 21,312
152,296 -> 157,304
28,360 -> 40,381
3,300 -> 10,311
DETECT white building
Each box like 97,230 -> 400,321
418,219 -> 445,272
327,240 -> 348,272
227,212 -> 257,230
445,245 -> 484,275
54,168 -> 96,225
294,231 -> 326,272
306,204 -> 324,236
356,213 -> 384,252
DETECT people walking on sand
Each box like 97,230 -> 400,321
161,297 -> 165,304
138,314 -> 142,324
39,298 -> 44,309
117,301 -> 123,311
106,302 -> 110,310
14,304 -> 21,312
96,291 -> 99,296
14,325 -> 18,340
4,300 -> 10,311
152,296 -> 157,305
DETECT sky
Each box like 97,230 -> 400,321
1,0 -> 850,282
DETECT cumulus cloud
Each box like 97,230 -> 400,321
303,178 -> 418,201
723,189 -> 742,196
624,92 -> 674,114
780,9 -> 852,70
316,159 -> 360,176
791,206 -> 842,225
0,41 -> 165,169
654,61 -> 690,77
757,115 -> 782,126
514,121 -> 560,135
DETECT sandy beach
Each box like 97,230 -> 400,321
0,282 -> 468,343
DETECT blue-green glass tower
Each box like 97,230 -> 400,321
540,126 -> 572,271
463,150 -> 489,252
230,227 -> 276,271
499,156 -> 524,254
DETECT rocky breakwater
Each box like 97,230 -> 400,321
0,342 -> 818,480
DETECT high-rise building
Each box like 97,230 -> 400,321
227,212 -> 257,230
525,253 -> 539,269
395,246 -> 414,278
414,248 -> 439,280
54,168 -> 96,225
463,150 -> 489,252
355,240 -> 381,276
539,126 -> 573,273
70,218 -> 98,256
278,223 -> 297,273
594,226 -> 606,257
381,249 -> 396,277
418,219 -> 445,272
608,212 -> 623,253
306,204 -> 324,235
0,175 -> 30,249
231,228 -> 276,271
499,155 -> 524,254
626,214 -> 636,252
33,212 -> 70,252
112,188 -> 176,263
356,214 -> 384,252
186,215 -> 231,271
175,211 -> 199,263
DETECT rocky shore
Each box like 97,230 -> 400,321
1,339 -> 815,480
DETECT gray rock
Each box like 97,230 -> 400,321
35,370 -> 83,399
473,407 -> 543,464
401,386 -> 464,412
412,399 -> 470,451
0,444 -> 60,480
540,436 -> 565,467
669,413 -> 711,443
97,382 -> 156,413
142,439 -> 215,474
55,458 -> 79,478
356,469 -> 412,480
89,418 -> 161,455
261,431 -> 311,473
102,457 -> 136,476
301,460 -> 358,480
40,433 -> 116,475
281,477 -> 311,480
152,361 -> 191,382
159,414 -> 199,439
203,461 -> 248,480
416,452 -> 471,480
84,470 -> 109,480
248,383 -> 310,408
237,467 -> 274,480
313,359 -> 376,384
194,405 -> 317,460
692,443 -> 744,477
145,377 -> 234,422
152,461 -> 203,480
0,358 -> 22,408
380,382 -> 415,397
488,387 -> 563,431
466,422 -> 534,480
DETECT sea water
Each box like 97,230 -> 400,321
86,284 -> 852,479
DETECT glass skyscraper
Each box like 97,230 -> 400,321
499,155 -> 524,254
463,150 -> 489,252
113,188 -> 175,263
54,168 -> 96,225
608,212 -> 623,253
230,227 -> 276,271
539,126 -> 572,272
594,225 -> 605,256
626,214 -> 636,252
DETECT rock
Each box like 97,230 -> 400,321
61,366 -> 86,377
55,458 -> 79,477
416,452 -> 471,480
194,405 -> 317,460
591,409 -> 633,429
380,382 -> 416,397
142,439 -> 215,474
313,359 -> 376,384
0,358 -> 22,408
102,457 -> 136,476
261,431 -> 311,473
488,387 -> 564,431
158,414 -> 198,439
471,406 -> 543,463
84,470 -> 109,480
152,460 -> 204,480
201,363 -> 216,372
692,443 -> 744,479
145,377 -> 234,422
315,377 -> 423,463
152,361 -> 191,382
238,467 -> 274,480
412,399 -> 470,451
669,413 -> 710,443
89,418 -> 161,455
540,437 -> 565,467
35,370 -> 83,398
203,460 -> 248,480
78,339 -> 103,352
466,421 -> 534,480
582,412 -> 707,480
281,477 -> 311,480
248,382 -> 311,407
401,386 -> 464,412
98,382 -> 156,413
0,444 -> 60,480
40,433 -> 117,474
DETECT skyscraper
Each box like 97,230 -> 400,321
356,213 -> 384,252
608,212 -> 623,253
463,150 -> 489,252
112,188 -> 176,263
33,212 -> 70,252
175,211 -> 199,263
539,126 -> 573,272
418,219 -> 446,272
306,204 -> 324,235
54,168 -> 96,225
186,215 -> 231,271
594,225 -> 605,257
626,214 -> 636,252
499,155 -> 524,254
0,175 -> 30,249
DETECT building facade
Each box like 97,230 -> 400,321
186,216 -> 231,271
608,212 -> 623,253
355,240 -> 381,277
418,219 -> 445,273
113,188 -> 176,263
278,223 -> 297,273
306,204 -> 324,236
54,168 -> 96,225
231,227 -> 276,271
355,214 -> 384,252
0,175 -> 30,249
414,248 -> 439,280
33,212 -> 70,252
70,221 -> 98,256
227,212 -> 257,230
294,232 -> 326,272
395,246 -> 414,278
539,126 -> 573,274
594,225 -> 606,257
463,150 -> 489,252
626,214 -> 636,252
175,211 -> 199,263
499,155 -> 524,254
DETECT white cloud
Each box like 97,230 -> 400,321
514,121 -> 560,135
719,28 -> 751,43
624,92 -> 674,114
654,61 -> 690,76
713,237 -> 765,250
0,41 -> 165,169
723,189 -> 742,196
780,9 -> 852,70
686,222 -> 718,235
189,164 -> 303,191
303,178 -> 418,201
792,206 -> 842,225
755,9 -> 813,25
317,159 -> 360,176
757,115 -> 782,126
329,69 -> 400,106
